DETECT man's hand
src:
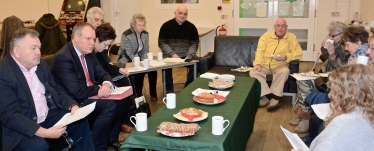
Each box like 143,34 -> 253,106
70,105 -> 79,115
35,125 -> 66,139
251,64 -> 261,72
172,54 -> 180,58
119,68 -> 129,76
98,83 -> 111,98
276,54 -> 287,61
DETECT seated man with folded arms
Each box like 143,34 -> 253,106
158,5 -> 200,93
250,18 -> 302,111
50,22 -> 127,151
0,28 -> 94,151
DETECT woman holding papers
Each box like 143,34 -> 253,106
292,64 -> 374,151
118,13 -> 158,101
291,21 -> 350,134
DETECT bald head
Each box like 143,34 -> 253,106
274,18 -> 288,37
174,5 -> 188,24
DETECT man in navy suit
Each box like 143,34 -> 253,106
50,22 -> 127,151
0,28 -> 94,151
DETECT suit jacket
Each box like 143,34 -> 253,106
0,55 -> 76,151
50,42 -> 113,102
95,50 -> 121,76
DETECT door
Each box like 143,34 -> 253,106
233,0 -> 316,61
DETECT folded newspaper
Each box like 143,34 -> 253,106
54,102 -> 96,126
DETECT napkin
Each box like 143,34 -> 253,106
191,88 -> 230,97
199,72 -> 219,79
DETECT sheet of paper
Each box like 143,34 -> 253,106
191,88 -> 230,97
291,73 -> 319,81
162,58 -> 185,63
127,66 -> 147,73
200,72 -> 220,79
88,86 -> 133,100
318,73 -> 329,77
135,96 -> 146,108
150,61 -> 167,67
54,102 -> 96,126
280,126 -> 309,151
311,103 -> 331,120
111,86 -> 132,95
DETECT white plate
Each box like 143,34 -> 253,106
159,131 -> 194,137
173,111 -> 208,122
208,84 -> 233,90
217,74 -> 235,82
193,94 -> 226,105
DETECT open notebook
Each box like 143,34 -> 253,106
88,86 -> 133,100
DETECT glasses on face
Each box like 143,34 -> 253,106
93,18 -> 104,23
328,32 -> 342,38
62,131 -> 74,149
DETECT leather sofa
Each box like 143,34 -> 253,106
200,36 -> 299,95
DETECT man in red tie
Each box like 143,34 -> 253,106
50,22 -> 127,151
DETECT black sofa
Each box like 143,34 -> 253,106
200,36 -> 299,94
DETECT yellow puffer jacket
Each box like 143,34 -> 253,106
253,31 -> 302,70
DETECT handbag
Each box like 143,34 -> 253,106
314,76 -> 329,93
125,77 -> 152,118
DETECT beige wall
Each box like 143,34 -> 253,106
360,0 -> 374,24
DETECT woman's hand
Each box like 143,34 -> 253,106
119,68 -> 129,76
350,58 -> 358,64
325,42 -> 335,55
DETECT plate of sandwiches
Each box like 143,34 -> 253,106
157,122 -> 201,137
193,92 -> 226,105
209,79 -> 234,90
173,107 -> 208,122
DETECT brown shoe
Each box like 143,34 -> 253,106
294,119 -> 309,134
151,96 -> 158,101
121,124 -> 135,133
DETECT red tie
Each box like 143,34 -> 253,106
80,55 -> 94,86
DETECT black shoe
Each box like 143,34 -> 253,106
108,141 -> 120,151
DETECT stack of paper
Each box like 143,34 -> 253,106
191,88 -> 230,97
280,126 -> 309,151
200,72 -> 219,79
311,103 -> 331,120
88,86 -> 133,100
54,102 -> 96,126
127,67 -> 147,73
162,58 -> 185,63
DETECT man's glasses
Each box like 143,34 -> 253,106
328,32 -> 342,38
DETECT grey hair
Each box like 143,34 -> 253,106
86,7 -> 104,19
130,13 -> 146,27
72,22 -> 95,38
10,28 -> 39,54
327,21 -> 348,34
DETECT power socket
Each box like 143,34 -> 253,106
331,12 -> 340,16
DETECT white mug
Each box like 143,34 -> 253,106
324,39 -> 334,48
143,59 -> 149,69
357,55 -> 369,65
162,93 -> 176,109
158,52 -> 163,61
132,57 -> 140,67
212,116 -> 230,135
147,52 -> 153,62
130,113 -> 148,131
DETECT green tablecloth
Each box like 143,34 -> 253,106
120,77 -> 260,151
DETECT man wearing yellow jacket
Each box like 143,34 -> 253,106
250,18 -> 302,111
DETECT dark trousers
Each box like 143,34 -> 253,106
13,109 -> 94,151
165,63 -> 198,92
309,114 -> 325,141
132,71 -> 157,97
82,98 -> 126,151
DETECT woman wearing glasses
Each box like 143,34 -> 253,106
290,21 -> 350,134
118,13 -> 158,101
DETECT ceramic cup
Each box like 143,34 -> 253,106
130,113 -> 148,131
143,59 -> 149,69
324,39 -> 334,48
147,52 -> 153,62
158,52 -> 163,61
162,93 -> 176,109
357,55 -> 369,65
212,116 -> 230,135
132,57 -> 140,67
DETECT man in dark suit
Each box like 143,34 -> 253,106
50,22 -> 127,151
0,28 -> 94,151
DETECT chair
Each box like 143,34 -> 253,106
1,16 -> 24,59
108,43 -> 120,63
